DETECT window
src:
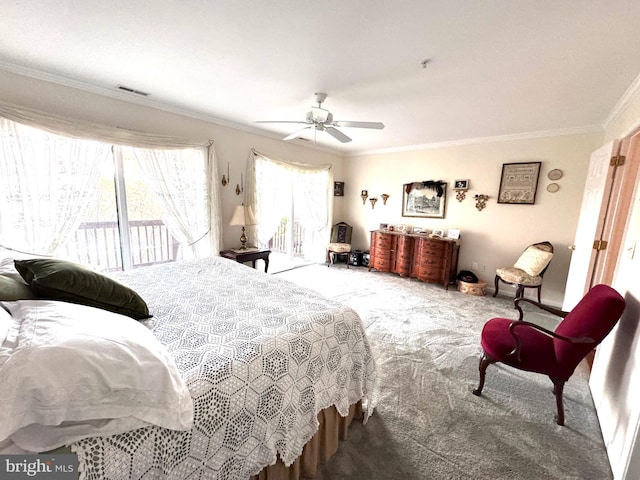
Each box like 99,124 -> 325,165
0,116 -> 213,272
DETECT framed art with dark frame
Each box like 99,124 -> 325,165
453,179 -> 469,191
497,162 -> 541,205
333,181 -> 345,196
402,181 -> 447,218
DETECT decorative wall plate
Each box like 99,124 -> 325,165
547,182 -> 560,193
548,169 -> 563,180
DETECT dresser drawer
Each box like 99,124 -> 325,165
417,256 -> 444,268
373,256 -> 391,271
374,234 -> 393,249
415,265 -> 446,282
416,240 -> 446,255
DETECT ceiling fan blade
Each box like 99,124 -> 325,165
332,121 -> 385,129
283,126 -> 311,141
256,120 -> 310,125
325,126 -> 352,143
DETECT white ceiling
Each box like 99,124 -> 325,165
1,1 -> 640,155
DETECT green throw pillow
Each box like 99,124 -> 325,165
0,274 -> 36,301
14,258 -> 151,320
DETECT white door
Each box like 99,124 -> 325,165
590,132 -> 640,480
562,141 -> 619,311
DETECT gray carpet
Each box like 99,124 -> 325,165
275,264 -> 612,480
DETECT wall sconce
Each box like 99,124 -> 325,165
474,194 -> 489,211
453,179 -> 469,202
370,197 -> 378,209
381,193 -> 389,205
222,162 -> 229,186
235,173 -> 243,196
361,190 -> 369,205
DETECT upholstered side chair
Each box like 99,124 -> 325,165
473,284 -> 626,425
327,222 -> 353,268
493,241 -> 554,302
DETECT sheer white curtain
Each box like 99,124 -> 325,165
0,118 -> 110,255
0,101 -> 222,257
245,149 -> 332,263
127,145 -> 211,258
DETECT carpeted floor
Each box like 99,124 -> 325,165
275,264 -> 612,480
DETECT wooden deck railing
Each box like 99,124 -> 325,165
64,219 -> 303,272
63,220 -> 180,271
268,220 -> 304,256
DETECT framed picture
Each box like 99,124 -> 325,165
395,224 -> 408,233
453,179 -> 469,190
447,228 -> 461,240
412,226 -> 424,234
379,223 -> 388,230
333,181 -> 344,196
498,162 -> 541,204
431,228 -> 445,238
402,181 -> 447,218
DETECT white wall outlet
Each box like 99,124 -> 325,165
472,262 -> 479,271
481,264 -> 487,272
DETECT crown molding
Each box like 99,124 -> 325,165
0,61 -> 342,156
347,125 -> 604,157
603,72 -> 640,130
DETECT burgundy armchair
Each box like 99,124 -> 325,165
472,284 -> 625,425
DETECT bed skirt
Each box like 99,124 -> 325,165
252,401 -> 363,480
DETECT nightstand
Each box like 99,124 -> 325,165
220,248 -> 271,272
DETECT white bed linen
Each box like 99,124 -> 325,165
0,305 -> 10,350
0,300 -> 193,452
71,256 -> 377,480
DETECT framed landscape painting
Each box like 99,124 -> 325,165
402,181 -> 447,218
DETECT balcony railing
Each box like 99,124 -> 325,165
62,220 -> 180,272
64,218 -> 305,272
267,220 -> 304,256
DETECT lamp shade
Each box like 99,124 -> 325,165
229,205 -> 257,226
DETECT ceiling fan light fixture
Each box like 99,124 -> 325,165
257,92 -> 383,144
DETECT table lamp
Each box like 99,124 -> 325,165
229,204 -> 257,250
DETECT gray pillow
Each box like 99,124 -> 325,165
14,258 -> 151,320
0,274 -> 36,301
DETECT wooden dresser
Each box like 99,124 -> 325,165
369,230 -> 460,289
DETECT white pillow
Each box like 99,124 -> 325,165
513,246 -> 553,277
0,300 -> 193,452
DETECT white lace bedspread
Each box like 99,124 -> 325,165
71,257 -> 377,479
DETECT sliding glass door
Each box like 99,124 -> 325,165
251,152 -> 331,273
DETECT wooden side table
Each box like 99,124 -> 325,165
220,249 -> 271,272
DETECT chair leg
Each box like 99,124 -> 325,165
515,285 -> 524,300
346,253 -> 350,269
537,286 -> 542,303
551,378 -> 566,426
326,250 -> 331,267
493,275 -> 500,297
472,352 -> 495,396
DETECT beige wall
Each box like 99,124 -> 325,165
0,69 -> 344,251
343,133 -> 604,306
0,68 -> 610,306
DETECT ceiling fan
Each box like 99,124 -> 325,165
256,92 -> 385,143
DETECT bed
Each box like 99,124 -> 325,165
0,256 -> 377,479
